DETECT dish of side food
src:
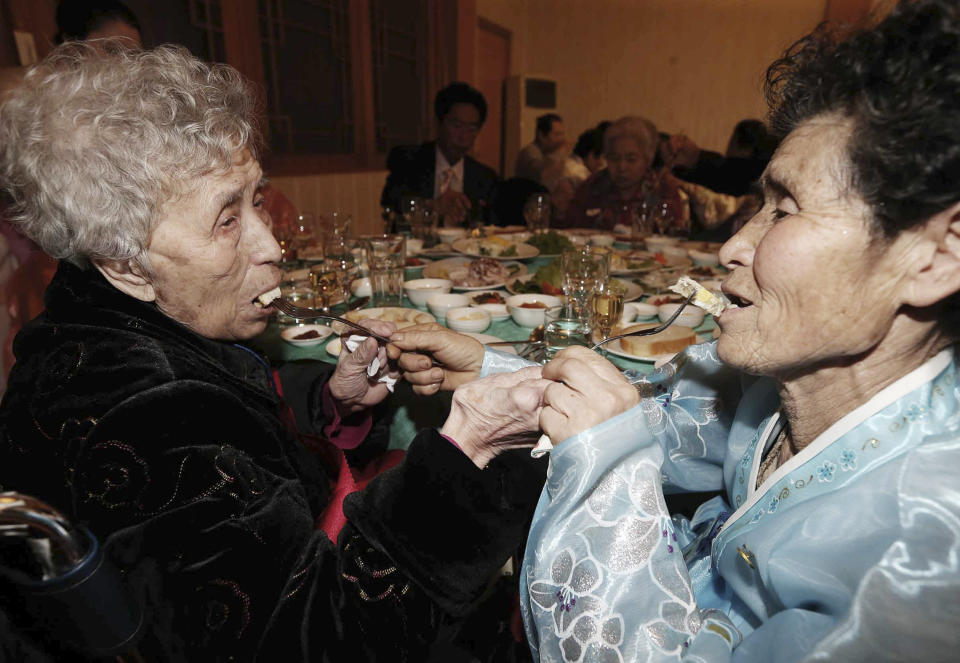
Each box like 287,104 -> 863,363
603,322 -> 706,363
329,307 -> 435,337
423,257 -> 526,290
452,236 -> 539,259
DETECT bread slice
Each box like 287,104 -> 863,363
617,322 -> 698,357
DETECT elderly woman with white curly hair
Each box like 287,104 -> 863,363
0,43 -> 550,660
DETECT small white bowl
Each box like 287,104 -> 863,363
658,302 -> 705,328
622,301 -> 658,325
404,278 -> 452,307
445,306 -> 491,333
474,302 -> 509,321
281,324 -> 335,347
645,235 -> 679,250
660,245 -> 689,262
505,293 -> 564,328
405,237 -> 424,255
589,233 -> 615,247
427,292 -> 470,319
436,227 -> 468,244
351,277 -> 372,298
689,249 -> 720,266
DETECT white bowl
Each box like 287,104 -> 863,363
658,302 -> 705,328
426,292 -> 470,319
404,278 -> 452,307
351,277 -> 372,298
645,235 -> 679,251
474,302 -> 509,321
445,306 -> 491,333
436,227 -> 468,244
622,301 -> 659,325
659,245 -> 689,262
689,249 -> 720,266
589,233 -> 615,247
505,293 -> 564,328
406,237 -> 424,255
281,324 -> 335,347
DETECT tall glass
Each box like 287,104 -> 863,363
544,306 -> 592,359
277,279 -> 314,325
591,280 -> 625,344
561,248 -> 608,320
293,212 -> 320,260
309,261 -> 343,313
365,234 -> 406,307
524,193 -> 551,233
399,196 -> 423,236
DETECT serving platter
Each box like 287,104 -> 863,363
452,237 -> 539,260
423,257 -> 526,291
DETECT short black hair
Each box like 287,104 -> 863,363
536,113 -> 562,137
55,0 -> 141,44
765,0 -> 960,237
434,82 -> 487,125
573,128 -> 602,159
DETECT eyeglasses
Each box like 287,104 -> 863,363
445,119 -> 482,133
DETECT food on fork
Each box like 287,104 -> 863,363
669,276 -> 732,317
617,322 -> 698,357
256,286 -> 282,307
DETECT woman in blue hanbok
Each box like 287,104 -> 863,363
392,1 -> 960,660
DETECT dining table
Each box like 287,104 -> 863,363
250,251 -> 718,452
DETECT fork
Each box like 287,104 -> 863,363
589,292 -> 696,351
272,299 -> 392,344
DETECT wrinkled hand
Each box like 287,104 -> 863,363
441,366 -> 549,468
540,346 -> 640,443
387,323 -> 484,394
329,320 -> 400,414
435,190 -> 471,225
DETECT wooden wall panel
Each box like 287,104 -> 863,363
269,170 -> 390,235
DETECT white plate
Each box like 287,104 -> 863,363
281,324 -> 335,347
452,237 -> 539,260
326,330 -> 518,356
504,275 -> 641,303
331,307 -> 436,335
461,332 -> 518,354
423,257 -> 527,291
603,336 -> 706,364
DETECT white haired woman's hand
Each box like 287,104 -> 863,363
441,366 -> 550,468
328,320 -> 400,414
539,346 -> 640,443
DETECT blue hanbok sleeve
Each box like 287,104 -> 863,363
520,343 -> 745,662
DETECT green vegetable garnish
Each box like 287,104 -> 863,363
526,230 -> 575,255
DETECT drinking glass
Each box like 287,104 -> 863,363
277,279 -> 314,325
544,306 -> 592,359
524,193 -> 551,234
399,196 -> 424,236
365,234 -> 406,307
591,280 -> 625,344
309,261 -> 343,313
561,248 -> 609,320
293,212 -> 319,260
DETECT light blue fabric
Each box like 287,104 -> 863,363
520,341 -> 960,662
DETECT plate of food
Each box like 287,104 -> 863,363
602,322 -> 705,363
609,251 -> 662,275
466,290 -> 510,321
460,332 -> 518,354
523,230 -> 576,258
505,259 -> 564,296
419,242 -> 460,258
423,257 -> 526,291
683,264 -> 726,279
452,236 -> 539,260
281,324 -> 335,347
330,307 -> 435,335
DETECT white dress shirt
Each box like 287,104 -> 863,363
434,146 -> 464,198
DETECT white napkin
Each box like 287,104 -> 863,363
343,335 -> 398,392
530,433 -> 553,458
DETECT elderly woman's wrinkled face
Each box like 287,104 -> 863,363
145,151 -> 282,340
717,115 -> 916,378
605,136 -> 649,194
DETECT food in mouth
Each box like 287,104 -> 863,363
669,276 -> 732,316
255,286 -> 282,308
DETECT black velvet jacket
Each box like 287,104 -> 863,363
0,262 -> 545,661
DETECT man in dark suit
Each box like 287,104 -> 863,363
380,82 -> 499,226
